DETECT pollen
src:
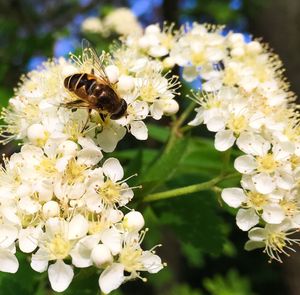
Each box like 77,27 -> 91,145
246,191 -> 267,210
227,114 -> 247,134
36,158 -> 57,176
280,199 -> 298,217
96,180 -> 121,206
139,83 -> 159,103
256,153 -> 278,174
190,51 -> 205,67
48,234 -> 71,260
119,246 -> 143,272
63,159 -> 86,184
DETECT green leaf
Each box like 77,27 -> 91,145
148,123 -> 170,143
203,269 -> 256,295
181,242 -> 205,268
138,137 -> 189,196
155,191 -> 225,255
169,284 -> 203,295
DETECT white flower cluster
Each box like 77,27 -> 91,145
81,7 -> 142,37
124,22 -> 300,262
178,25 -> 300,262
0,41 -> 172,292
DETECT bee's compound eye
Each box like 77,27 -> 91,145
110,99 -> 127,120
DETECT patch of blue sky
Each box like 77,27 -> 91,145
27,56 -> 47,71
54,37 -> 77,57
179,0 -> 197,10
229,0 -> 242,10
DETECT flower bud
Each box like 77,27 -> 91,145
42,201 -> 60,218
231,47 -> 245,57
91,244 -> 113,267
105,65 -> 119,84
228,33 -> 244,44
247,41 -> 262,54
163,56 -> 175,69
27,124 -> 47,144
118,75 -> 135,93
163,99 -> 179,115
123,211 -> 145,231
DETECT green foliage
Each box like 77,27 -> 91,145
137,136 -> 189,195
170,284 -> 203,295
203,269 -> 256,295
155,191 -> 226,256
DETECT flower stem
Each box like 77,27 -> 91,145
142,172 -> 240,203
165,101 -> 196,152
221,148 -> 232,175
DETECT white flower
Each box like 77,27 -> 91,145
84,158 -> 133,212
99,230 -> 163,294
0,224 -> 19,273
244,221 -> 300,262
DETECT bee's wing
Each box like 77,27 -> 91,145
81,39 -> 112,86
61,99 -> 92,109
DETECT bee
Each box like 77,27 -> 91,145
63,40 -> 127,120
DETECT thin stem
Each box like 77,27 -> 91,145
142,172 -> 240,203
221,148 -> 232,176
165,101 -> 196,152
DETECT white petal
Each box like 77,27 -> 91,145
248,227 -> 266,241
262,204 -> 285,224
91,244 -> 113,267
236,132 -> 270,156
103,158 -> 124,182
101,228 -> 122,255
221,188 -> 246,208
244,240 -> 265,251
141,251 -> 163,273
0,224 -> 18,248
71,236 -> 100,268
48,260 -> 74,293
206,116 -> 226,132
99,263 -> 125,294
214,130 -> 235,151
68,214 -> 89,240
182,66 -> 198,82
19,227 -> 41,253
97,123 -> 126,153
130,121 -> 148,140
31,254 -> 48,273
0,249 -> 19,273
276,172 -> 294,190
234,155 -> 257,174
236,208 -> 259,231
253,173 -> 276,194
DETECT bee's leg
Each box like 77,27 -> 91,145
82,108 -> 92,132
91,68 -> 95,75
100,113 -> 107,122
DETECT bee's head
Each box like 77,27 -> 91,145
110,99 -> 127,120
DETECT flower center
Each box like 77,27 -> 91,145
256,153 -> 278,173
290,155 -> 300,170
246,191 -> 267,210
280,199 -> 297,217
36,158 -> 57,176
119,246 -> 143,272
139,83 -> 159,103
96,180 -> 121,206
223,67 -> 237,86
266,232 -> 286,252
191,51 -> 205,66
48,234 -> 71,260
227,115 -> 247,134
63,159 -> 86,184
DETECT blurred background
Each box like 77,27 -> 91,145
0,0 -> 299,294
